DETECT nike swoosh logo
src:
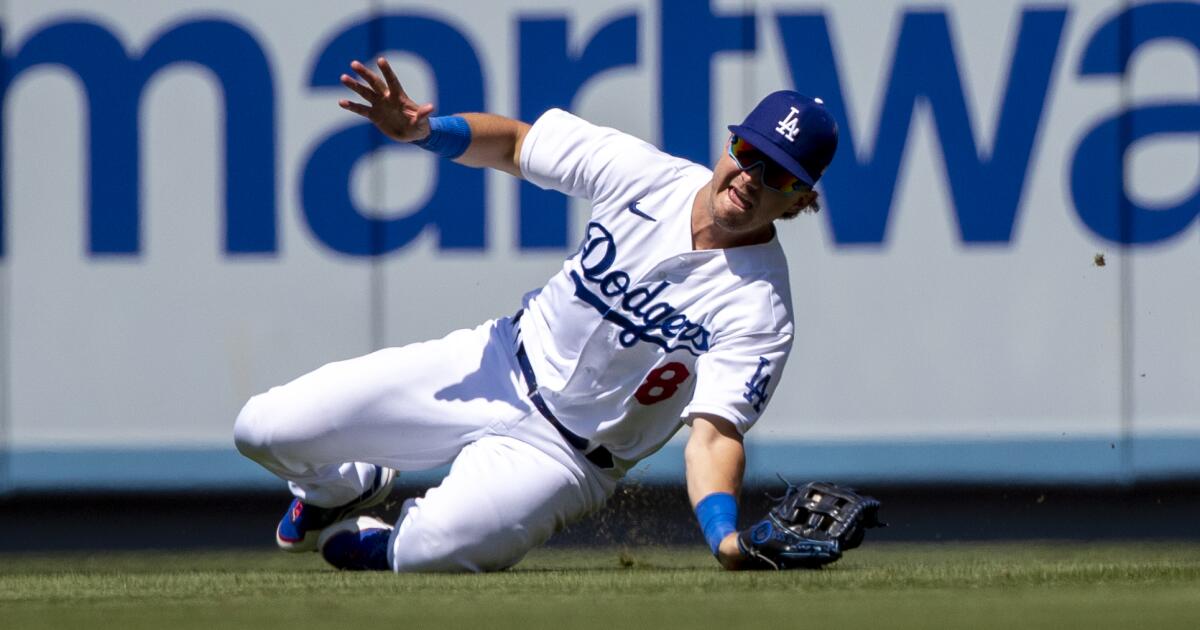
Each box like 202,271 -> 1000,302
626,200 -> 656,222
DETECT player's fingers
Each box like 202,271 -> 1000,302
350,59 -> 388,96
407,102 -> 434,127
340,74 -> 378,103
377,57 -> 405,100
338,99 -> 372,118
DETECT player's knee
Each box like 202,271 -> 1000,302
391,505 -> 528,573
393,528 -> 503,573
233,393 -> 276,462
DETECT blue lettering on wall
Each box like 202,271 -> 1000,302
1,19 -> 276,258
301,16 -> 486,255
660,0 -> 755,166
776,9 -> 1067,245
517,13 -> 639,249
1,24 -> 6,258
2,4 -> 1195,258
1072,2 -> 1200,244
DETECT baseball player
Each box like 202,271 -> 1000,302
234,57 -> 881,573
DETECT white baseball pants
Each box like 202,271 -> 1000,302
233,317 -> 619,572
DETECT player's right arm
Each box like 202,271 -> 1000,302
685,414 -> 749,570
338,57 -> 530,178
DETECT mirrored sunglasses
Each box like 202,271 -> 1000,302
727,135 -> 808,193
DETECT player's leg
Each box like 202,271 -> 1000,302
381,433 -> 614,572
233,318 -> 528,548
234,319 -> 525,500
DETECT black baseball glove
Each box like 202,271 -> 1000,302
737,481 -> 885,570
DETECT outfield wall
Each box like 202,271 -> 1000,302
0,0 -> 1197,490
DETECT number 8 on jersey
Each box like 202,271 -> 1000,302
635,362 -> 692,405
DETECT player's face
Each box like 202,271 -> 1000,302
707,137 -> 815,236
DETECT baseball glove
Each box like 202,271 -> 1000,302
737,481 -> 885,570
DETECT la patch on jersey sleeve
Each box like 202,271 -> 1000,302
682,332 -> 793,434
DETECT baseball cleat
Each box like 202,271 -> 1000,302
275,465 -> 396,552
318,516 -> 393,571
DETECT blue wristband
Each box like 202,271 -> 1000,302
695,492 -> 738,556
412,115 -> 471,159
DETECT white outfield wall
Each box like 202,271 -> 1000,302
0,0 -> 1197,490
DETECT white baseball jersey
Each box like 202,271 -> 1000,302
236,108 -> 799,573
518,109 -> 795,463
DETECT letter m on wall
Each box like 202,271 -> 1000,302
0,19 -> 276,258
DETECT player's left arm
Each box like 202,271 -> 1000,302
338,57 -> 530,178
453,113 -> 530,178
685,413 -> 749,570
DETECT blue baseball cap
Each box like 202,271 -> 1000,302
728,91 -> 839,186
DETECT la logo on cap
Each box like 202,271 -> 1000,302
775,106 -> 801,142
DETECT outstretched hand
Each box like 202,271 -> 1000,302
339,57 -> 435,143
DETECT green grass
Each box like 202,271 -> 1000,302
2,543 -> 1199,629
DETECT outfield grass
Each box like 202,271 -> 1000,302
2,543 -> 1199,629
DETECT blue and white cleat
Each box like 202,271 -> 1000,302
275,465 -> 396,552
318,516 -> 393,571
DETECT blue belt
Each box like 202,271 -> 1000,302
512,312 -> 614,470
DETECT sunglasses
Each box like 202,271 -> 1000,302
727,135 -> 808,193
